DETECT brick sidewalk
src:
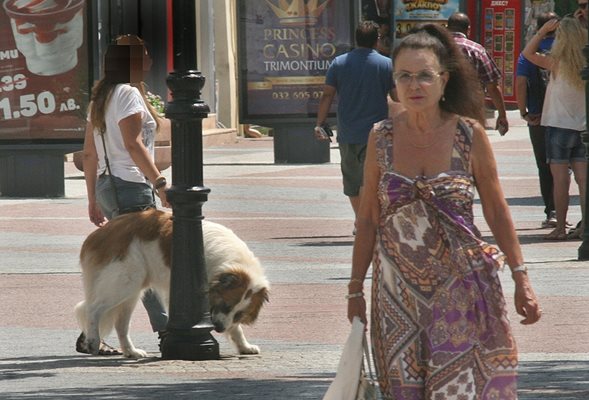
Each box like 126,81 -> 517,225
1,119 -> 588,399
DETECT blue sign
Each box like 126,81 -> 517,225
394,0 -> 461,21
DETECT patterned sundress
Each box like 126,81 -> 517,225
370,118 -> 518,400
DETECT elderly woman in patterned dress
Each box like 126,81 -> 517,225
346,24 -> 542,399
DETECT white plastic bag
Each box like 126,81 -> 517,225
323,317 -> 365,400
357,334 -> 378,400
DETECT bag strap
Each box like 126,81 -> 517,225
99,132 -> 121,211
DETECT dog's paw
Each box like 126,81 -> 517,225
238,344 -> 260,355
123,348 -> 149,359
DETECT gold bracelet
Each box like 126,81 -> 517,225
349,278 -> 363,285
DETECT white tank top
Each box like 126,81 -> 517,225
541,72 -> 586,131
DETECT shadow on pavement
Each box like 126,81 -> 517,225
482,231 -> 584,247
475,195 -> 580,207
515,233 -> 583,246
0,356 -> 333,399
508,195 -> 580,207
2,378 -> 331,400
519,360 -> 589,399
2,356 -> 588,399
298,241 -> 354,247
0,382 -> 330,399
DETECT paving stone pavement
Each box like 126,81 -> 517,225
1,113 -> 588,399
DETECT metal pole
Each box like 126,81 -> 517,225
578,28 -> 589,260
160,0 -> 219,360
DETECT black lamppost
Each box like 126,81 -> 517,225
578,28 -> 589,260
160,0 -> 219,360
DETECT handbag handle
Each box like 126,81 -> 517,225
362,334 -> 375,381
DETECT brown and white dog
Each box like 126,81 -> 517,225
74,209 -> 269,358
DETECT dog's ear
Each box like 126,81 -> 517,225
216,272 -> 242,289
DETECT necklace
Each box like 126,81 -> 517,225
406,117 -> 455,148
397,112 -> 455,148
407,131 -> 444,148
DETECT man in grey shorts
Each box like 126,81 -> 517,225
315,21 -> 393,223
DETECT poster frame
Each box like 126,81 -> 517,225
0,0 -> 94,145
237,0 -> 357,125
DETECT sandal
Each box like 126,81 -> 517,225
544,229 -> 568,241
567,226 -> 583,240
76,332 -> 122,356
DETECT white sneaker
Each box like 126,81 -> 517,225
541,211 -> 557,229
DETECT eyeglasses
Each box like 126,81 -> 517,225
579,2 -> 588,9
393,70 -> 444,86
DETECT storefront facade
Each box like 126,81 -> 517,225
0,0 -> 562,195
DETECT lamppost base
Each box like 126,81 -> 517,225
578,238 -> 589,260
160,330 -> 220,361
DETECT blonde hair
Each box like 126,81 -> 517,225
89,35 -> 161,134
550,17 -> 587,89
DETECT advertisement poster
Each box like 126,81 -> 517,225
480,0 -> 521,104
0,0 -> 89,141
238,0 -> 353,122
394,0 -> 461,37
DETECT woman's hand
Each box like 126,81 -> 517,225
347,296 -> 367,325
513,274 -> 542,325
538,18 -> 559,36
88,201 -> 107,227
526,113 -> 542,126
157,184 -> 171,208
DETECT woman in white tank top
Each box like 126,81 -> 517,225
522,16 -> 587,241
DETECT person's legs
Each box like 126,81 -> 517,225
545,127 -> 572,239
570,132 -> 587,237
141,289 -> 168,332
349,194 -> 361,218
529,125 -> 554,221
549,163 -> 571,238
339,143 -> 367,219
572,160 -> 587,225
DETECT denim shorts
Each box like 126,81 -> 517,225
96,174 -> 155,219
545,126 -> 586,164
339,143 -> 367,197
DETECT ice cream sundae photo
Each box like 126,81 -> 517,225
3,0 -> 84,76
